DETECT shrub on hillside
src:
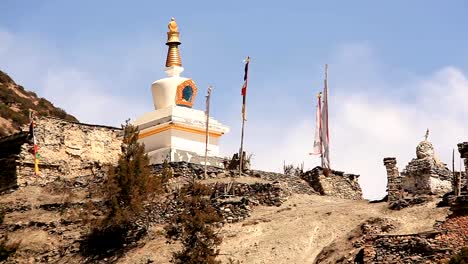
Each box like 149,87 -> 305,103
165,182 -> 223,264
449,247 -> 468,264
0,237 -> 18,261
81,120 -> 160,256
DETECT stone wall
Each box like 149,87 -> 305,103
143,180 -> 290,224
301,167 -> 362,200
151,161 -> 225,179
383,157 -> 402,202
0,117 -> 123,189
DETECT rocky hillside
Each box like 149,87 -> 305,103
0,70 -> 77,136
0,163 -> 466,263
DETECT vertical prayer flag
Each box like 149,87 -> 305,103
311,65 -> 331,171
311,92 -> 322,155
241,56 -> 250,121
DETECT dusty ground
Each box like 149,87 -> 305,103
118,194 -> 449,264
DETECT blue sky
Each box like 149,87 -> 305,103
1,0 -> 468,199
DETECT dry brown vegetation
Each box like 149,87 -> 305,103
165,182 -> 223,264
0,70 -> 77,136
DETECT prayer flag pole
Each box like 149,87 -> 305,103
239,56 -> 250,177
204,86 -> 212,178
322,64 -> 331,175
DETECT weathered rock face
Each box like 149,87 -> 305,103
0,116 -> 123,190
301,167 -> 362,200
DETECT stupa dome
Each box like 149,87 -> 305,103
416,140 -> 435,159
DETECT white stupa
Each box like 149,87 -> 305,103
133,18 -> 229,166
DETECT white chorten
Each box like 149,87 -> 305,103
133,18 -> 229,166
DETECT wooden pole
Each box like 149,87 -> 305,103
204,86 -> 212,179
239,57 -> 250,177
323,64 -> 330,176
239,114 -> 245,177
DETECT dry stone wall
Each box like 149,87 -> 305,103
0,117 -> 123,189
301,167 -> 362,200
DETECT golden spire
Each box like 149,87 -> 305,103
165,17 -> 182,67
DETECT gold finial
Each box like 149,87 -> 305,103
168,17 -> 178,33
165,17 -> 182,67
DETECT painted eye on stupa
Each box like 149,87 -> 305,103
182,86 -> 193,102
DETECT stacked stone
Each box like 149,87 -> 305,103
403,158 -> 452,181
210,181 -> 290,207
436,214 -> 468,250
144,181 -> 290,224
301,167 -> 363,200
0,116 -> 123,191
368,233 -> 450,263
363,200 -> 468,263
449,195 -> 468,216
151,161 -> 224,180
212,197 -> 252,223
251,170 -> 318,195
457,142 -> 468,192
383,158 -> 402,202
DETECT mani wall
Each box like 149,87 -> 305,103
0,117 -> 122,191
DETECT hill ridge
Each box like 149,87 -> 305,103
0,70 -> 78,136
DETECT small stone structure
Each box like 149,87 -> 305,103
457,142 -> 468,192
383,157 -> 402,202
400,139 -> 452,195
0,116 -> 122,191
301,166 -> 362,200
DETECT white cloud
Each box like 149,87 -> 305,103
42,68 -> 146,126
